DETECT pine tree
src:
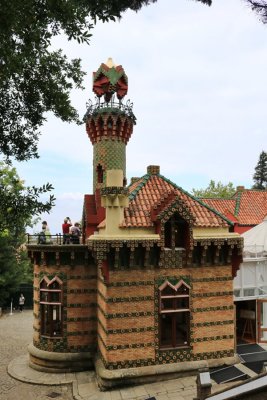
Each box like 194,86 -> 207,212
252,151 -> 267,190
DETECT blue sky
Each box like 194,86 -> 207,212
13,0 -> 267,234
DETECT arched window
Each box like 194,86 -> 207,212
40,276 -> 63,337
159,280 -> 190,348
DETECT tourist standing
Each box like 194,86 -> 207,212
19,294 -> 25,312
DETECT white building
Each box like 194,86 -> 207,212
234,217 -> 267,343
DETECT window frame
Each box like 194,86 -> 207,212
40,276 -> 63,338
159,280 -> 191,349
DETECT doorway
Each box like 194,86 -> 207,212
235,300 -> 256,343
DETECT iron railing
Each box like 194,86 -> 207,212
83,97 -> 136,124
26,234 -> 82,245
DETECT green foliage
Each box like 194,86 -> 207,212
0,162 -> 55,237
252,150 -> 267,190
0,234 -> 32,306
0,0 -> 159,161
246,1 -> 267,24
0,162 -> 53,305
191,180 -> 236,198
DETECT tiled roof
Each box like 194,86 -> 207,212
201,198 -> 237,221
122,174 -> 231,228
202,190 -> 267,226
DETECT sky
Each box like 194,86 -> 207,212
13,0 -> 267,234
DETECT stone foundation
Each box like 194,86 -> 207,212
28,343 -> 94,373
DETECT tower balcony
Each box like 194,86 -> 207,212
84,97 -> 136,145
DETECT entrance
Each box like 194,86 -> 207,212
235,300 -> 256,343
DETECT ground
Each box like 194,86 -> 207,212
0,310 -> 73,400
0,309 -> 246,400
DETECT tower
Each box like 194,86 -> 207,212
84,58 -> 136,193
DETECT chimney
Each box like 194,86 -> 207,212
236,186 -> 245,192
147,165 -> 160,175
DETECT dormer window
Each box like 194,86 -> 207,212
164,213 -> 188,249
40,276 -> 63,337
159,280 -> 190,348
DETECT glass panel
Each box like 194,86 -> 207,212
161,285 -> 175,296
175,312 -> 189,346
50,281 -> 60,289
243,288 -> 255,297
177,285 -> 189,295
40,280 -> 48,289
260,302 -> 267,341
41,304 -> 50,335
175,297 -> 189,309
160,314 -> 173,347
40,291 -> 48,302
162,298 -> 175,310
50,291 -> 60,302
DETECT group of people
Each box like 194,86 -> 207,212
62,217 -> 81,244
38,218 -> 81,244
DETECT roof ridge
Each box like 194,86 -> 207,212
200,197 -> 234,201
234,190 -> 242,216
158,174 -> 234,226
128,174 -> 150,200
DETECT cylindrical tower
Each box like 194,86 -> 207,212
84,58 -> 136,192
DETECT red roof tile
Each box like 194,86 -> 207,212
121,174 -> 230,228
202,190 -> 267,226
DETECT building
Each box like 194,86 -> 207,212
202,188 -> 267,234
27,60 -> 243,388
234,217 -> 267,344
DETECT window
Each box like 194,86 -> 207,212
159,280 -> 190,348
40,276 -> 63,337
97,164 -> 104,183
164,213 -> 188,249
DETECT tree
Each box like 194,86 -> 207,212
191,180 -> 236,198
0,233 -> 32,307
252,150 -> 267,190
0,0 -> 161,161
0,162 -> 55,306
0,162 -> 55,237
246,1 -> 267,23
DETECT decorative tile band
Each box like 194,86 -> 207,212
192,320 -> 234,328
192,291 -> 233,298
191,277 -> 232,283
191,335 -> 234,343
192,305 -> 234,313
67,303 -> 97,308
66,330 -> 96,336
98,333 -> 155,351
67,288 -> 97,294
98,318 -> 155,335
66,316 -> 97,322
98,290 -> 153,303
99,348 -> 235,370
69,275 -> 97,280
99,278 -> 154,287
98,304 -> 155,319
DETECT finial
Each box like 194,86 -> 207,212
93,59 -> 128,102
106,58 -> 116,68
